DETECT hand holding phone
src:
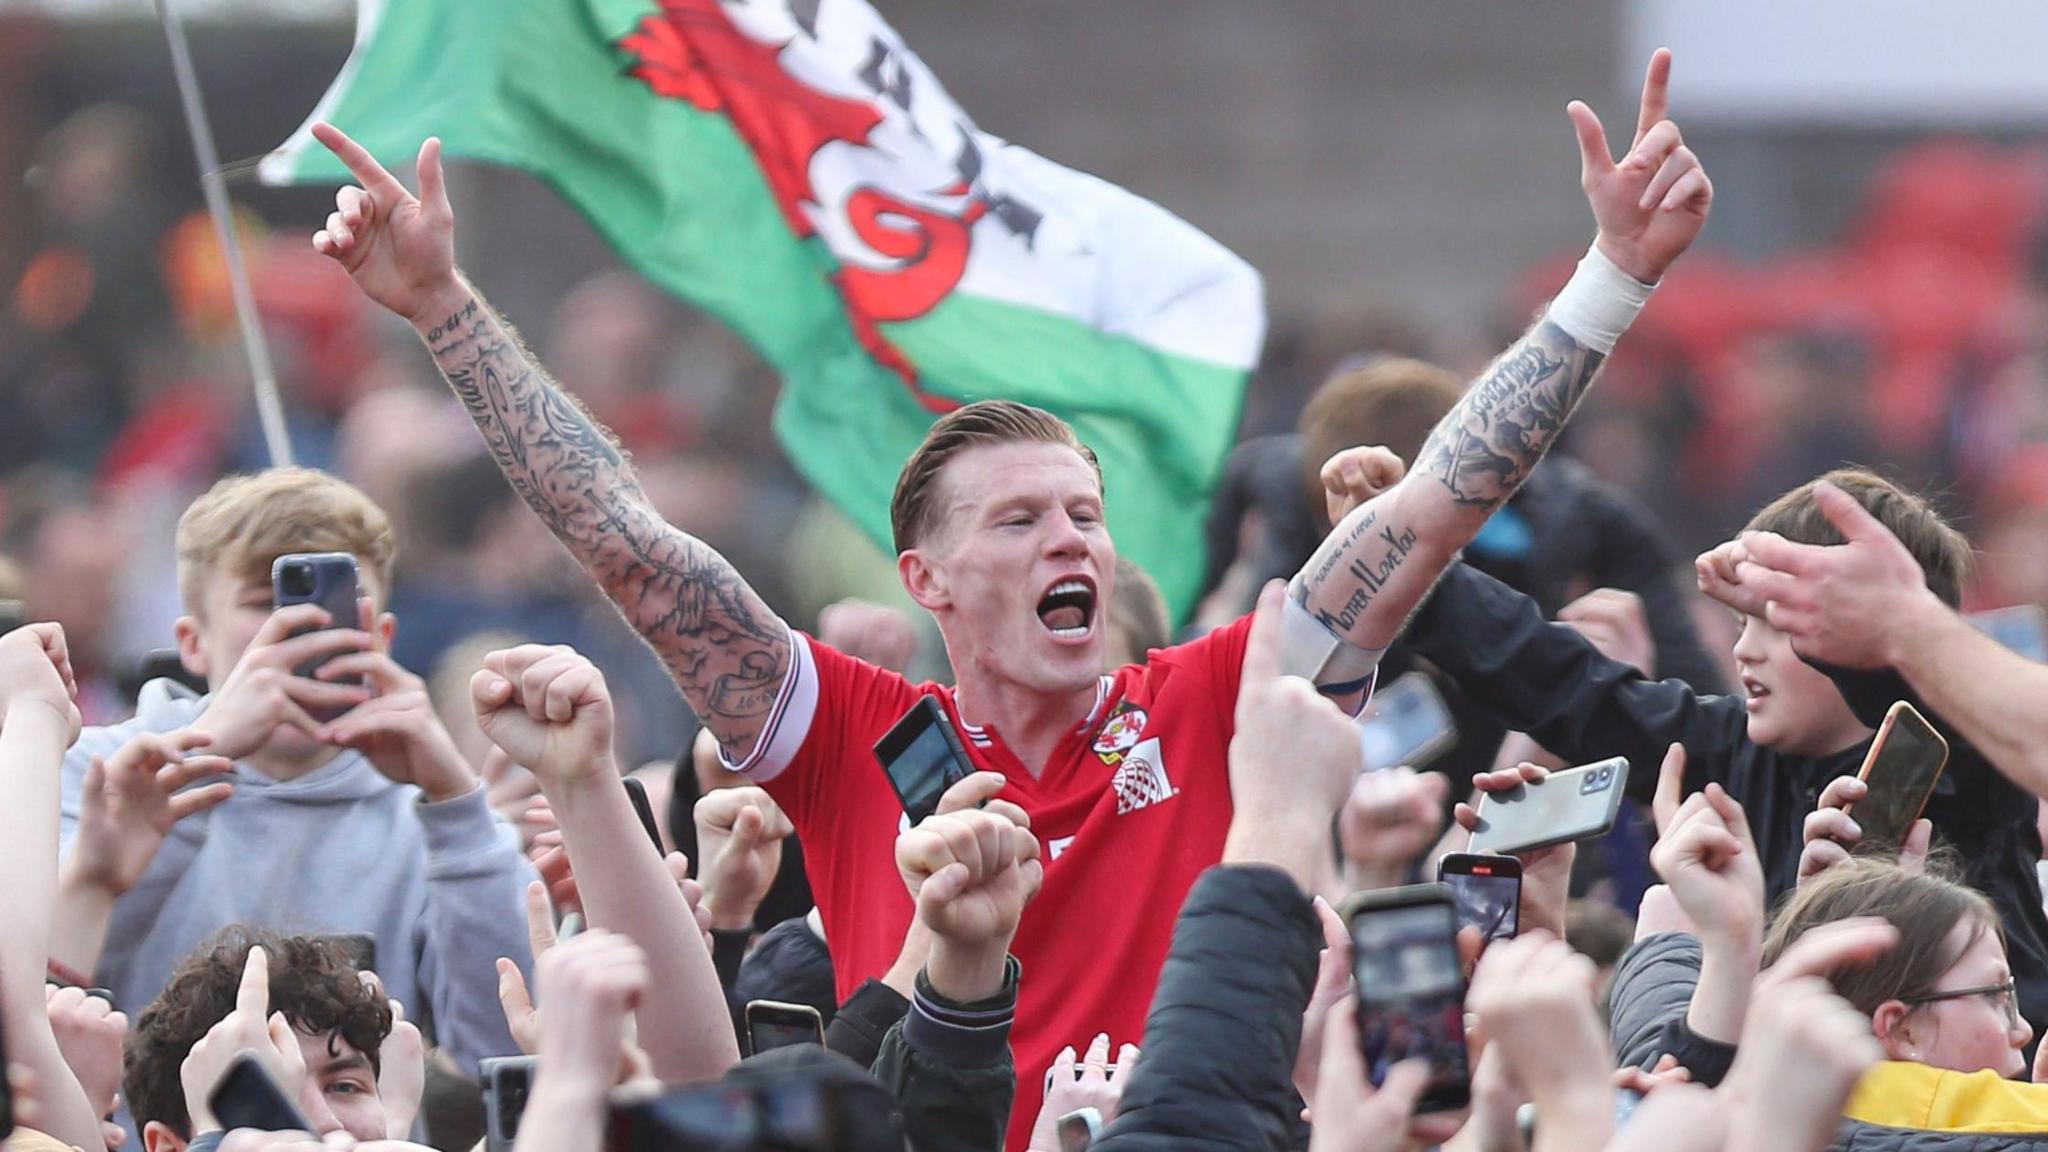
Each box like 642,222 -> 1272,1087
1359,672 -> 1457,771
1847,701 -> 1948,849
1346,884 -> 1470,1113
1468,757 -> 1629,856
873,697 -> 975,825
273,553 -> 367,708
208,1050 -> 314,1134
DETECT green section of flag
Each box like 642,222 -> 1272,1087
269,0 -> 1251,618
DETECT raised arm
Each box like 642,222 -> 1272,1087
1291,51 -> 1710,681
310,123 -> 789,763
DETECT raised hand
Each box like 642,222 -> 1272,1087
471,646 -> 617,791
1796,774 -> 1933,887
1694,537 -> 1769,619
1571,49 -> 1712,283
1649,779 -> 1764,948
1320,445 -> 1407,527
367,976 -> 425,1140
310,123 -> 465,328
1225,582 -> 1362,889
179,948 -> 309,1134
1304,1001 -> 1433,1152
816,599 -> 921,675
65,730 -> 233,896
1295,897 -> 1354,1116
895,807 -> 1043,963
0,622 -> 81,741
1338,766 -> 1449,890
1735,481 -> 1937,669
45,984 -> 128,1137
1558,588 -> 1656,677
1466,932 -> 1613,1123
1454,762 -> 1577,938
190,606 -> 375,761
1031,1035 -> 1140,1152
693,787 -> 795,931
1725,919 -> 1895,1152
497,881 -> 558,1055
533,930 -> 649,1100
316,643 -> 478,803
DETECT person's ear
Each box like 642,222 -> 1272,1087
142,1119 -> 188,1152
899,549 -> 950,613
1872,999 -> 1920,1060
173,614 -> 209,683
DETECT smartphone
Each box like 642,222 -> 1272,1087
1359,672 -> 1457,771
0,600 -> 23,636
872,696 -> 974,826
1436,853 -> 1522,942
1057,1108 -> 1102,1152
316,933 -> 377,975
1348,884 -> 1471,1112
272,553 -> 363,712
607,1081 -> 845,1152
1850,701 -> 1950,849
1468,756 -> 1630,856
209,1050 -> 313,1134
0,998 -> 12,1141
481,1055 -> 536,1152
745,1000 -> 825,1056
623,776 -> 665,851
1969,605 -> 2048,662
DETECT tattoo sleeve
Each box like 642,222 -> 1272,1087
421,289 -> 791,760
1297,319 -> 1605,651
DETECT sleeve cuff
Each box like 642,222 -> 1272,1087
904,957 -> 1020,1069
417,784 -> 515,873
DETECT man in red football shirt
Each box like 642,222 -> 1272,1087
313,50 -> 1709,1145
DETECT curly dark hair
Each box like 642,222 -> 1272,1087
123,926 -> 393,1139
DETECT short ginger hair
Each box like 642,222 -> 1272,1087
176,468 -> 396,612
890,401 -> 1102,553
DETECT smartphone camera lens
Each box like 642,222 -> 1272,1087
279,564 -> 315,598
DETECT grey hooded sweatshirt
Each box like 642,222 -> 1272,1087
58,679 -> 534,1073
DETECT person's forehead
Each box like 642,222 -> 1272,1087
939,441 -> 1099,511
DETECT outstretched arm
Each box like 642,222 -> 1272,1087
1293,50 -> 1711,673
310,123 -> 790,763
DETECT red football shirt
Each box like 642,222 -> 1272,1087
734,615 -> 1255,1152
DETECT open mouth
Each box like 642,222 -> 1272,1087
1036,577 -> 1098,640
1742,674 -> 1770,707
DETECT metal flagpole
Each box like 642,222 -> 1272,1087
155,0 -> 295,467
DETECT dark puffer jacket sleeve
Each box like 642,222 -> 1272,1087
1608,932 -> 1738,1087
1093,865 -> 1322,1152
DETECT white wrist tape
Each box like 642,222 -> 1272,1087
1281,576 -> 1386,693
1544,245 -> 1655,355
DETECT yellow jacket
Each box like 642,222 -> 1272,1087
1846,1062 -> 2048,1134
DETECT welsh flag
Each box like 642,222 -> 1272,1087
263,0 -> 1264,618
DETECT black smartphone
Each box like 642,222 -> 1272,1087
316,933 -> 377,975
745,999 -> 825,1056
0,599 -> 23,636
1359,672 -> 1457,770
872,696 -> 974,826
481,1055 -> 536,1152
607,1081 -> 845,1152
272,552 -> 364,716
1348,884 -> 1471,1113
1851,701 -> 1951,849
623,776 -> 665,852
1436,853 -> 1522,943
209,1050 -> 313,1133
0,997 -> 12,1142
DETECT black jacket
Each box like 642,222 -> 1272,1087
1095,866 -> 1321,1152
1405,563 -> 2048,1034
871,962 -> 1020,1152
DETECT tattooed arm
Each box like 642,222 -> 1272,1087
311,124 -> 790,761
1295,50 -> 1712,657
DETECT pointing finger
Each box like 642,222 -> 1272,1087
1652,743 -> 1686,836
1240,579 -> 1287,693
1633,48 -> 1673,147
237,946 -> 270,1020
417,137 -> 451,222
311,121 -> 410,202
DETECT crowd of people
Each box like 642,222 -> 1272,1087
11,42 -> 2048,1152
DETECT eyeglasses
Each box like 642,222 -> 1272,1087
1900,979 -> 2022,1030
